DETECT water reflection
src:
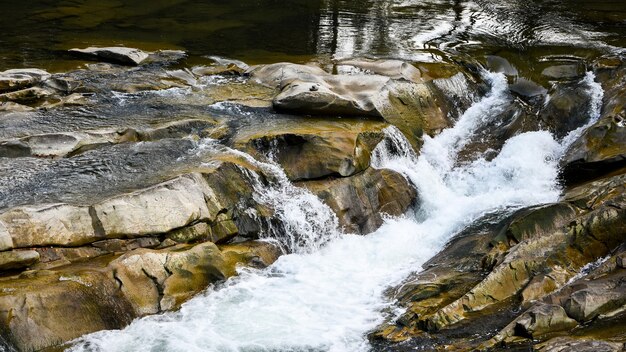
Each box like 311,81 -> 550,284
1,1 -> 625,70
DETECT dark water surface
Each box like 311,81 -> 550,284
2,0 -> 625,72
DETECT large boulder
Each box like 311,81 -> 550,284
248,62 -> 453,148
561,115 -> 626,184
234,119 -> 387,181
300,167 -> 416,234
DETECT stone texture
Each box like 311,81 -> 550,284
94,173 -> 216,238
0,204 -> 99,248
0,250 -> 39,270
69,47 -> 150,65
301,168 -> 416,234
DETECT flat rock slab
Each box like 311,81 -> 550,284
69,47 -> 150,66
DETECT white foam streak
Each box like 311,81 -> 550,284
69,71 -> 600,352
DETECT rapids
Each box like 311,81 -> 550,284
68,70 -> 604,352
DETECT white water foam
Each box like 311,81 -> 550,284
69,71 -> 602,352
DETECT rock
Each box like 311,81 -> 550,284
167,222 -> 212,244
0,250 -> 39,270
537,337 -> 624,352
510,77 -> 547,97
540,82 -> 603,138
486,55 -> 519,76
336,58 -> 422,82
91,237 -> 161,252
509,303 -> 578,339
561,116 -> 626,185
563,281 -> 626,322
0,237 -> 280,352
0,87 -> 53,104
33,247 -> 107,269
0,270 -> 134,352
69,47 -> 150,66
235,120 -> 387,180
192,64 -> 245,76
93,173 -> 217,238
301,168 -> 416,234
273,74 -> 390,117
211,214 -> 239,243
0,204 -> 99,248
0,68 -> 51,93
249,62 -> 452,147
542,65 -> 584,80
247,62 -> 328,88
0,101 -> 34,112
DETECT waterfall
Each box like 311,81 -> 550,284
68,71 -> 603,352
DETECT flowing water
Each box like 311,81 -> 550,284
68,70 -> 603,351
2,1 -> 619,351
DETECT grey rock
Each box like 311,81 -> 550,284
69,47 -> 150,65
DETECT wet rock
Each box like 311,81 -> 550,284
561,115 -> 626,185
374,170 -> 625,345
0,238 -> 280,351
69,47 -> 150,66
0,68 -> 51,94
0,87 -> 53,104
540,82 -> 600,138
167,222 -> 212,244
542,65 -> 584,80
486,55 -> 519,76
336,58 -> 422,82
211,214 -> 239,243
91,237 -> 161,253
510,77 -> 547,97
301,168 -> 416,234
247,62 -> 328,89
537,337 -> 624,352
0,270 -> 134,352
33,247 -> 107,269
235,121 -> 387,180
192,63 -> 246,76
273,74 -> 390,117
249,62 -> 452,148
500,303 -> 578,340
562,278 -> 626,322
0,101 -> 33,112
0,250 -> 39,270
42,76 -> 81,93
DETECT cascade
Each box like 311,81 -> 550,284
69,71 -> 604,352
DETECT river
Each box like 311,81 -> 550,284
1,1 -> 623,351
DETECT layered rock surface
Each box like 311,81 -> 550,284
0,51 -> 431,350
